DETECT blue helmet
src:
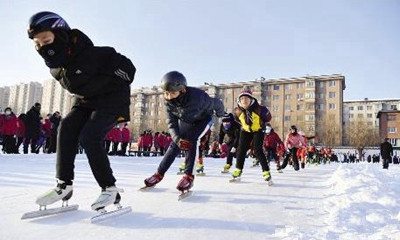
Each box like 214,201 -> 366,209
27,11 -> 70,39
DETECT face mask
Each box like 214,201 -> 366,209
223,122 -> 231,130
265,127 -> 271,134
38,35 -> 70,68
5,111 -> 11,115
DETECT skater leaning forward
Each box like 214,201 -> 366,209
144,71 -> 225,192
219,112 -> 241,173
28,12 -> 136,211
231,87 -> 273,183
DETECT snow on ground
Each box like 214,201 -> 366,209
0,154 -> 399,240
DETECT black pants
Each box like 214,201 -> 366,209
235,130 -> 270,172
3,135 -> 16,154
23,134 -> 38,154
56,107 -> 117,188
120,142 -> 128,156
104,140 -> 112,153
225,143 -> 236,165
157,118 -> 212,176
383,158 -> 390,169
48,133 -> 57,153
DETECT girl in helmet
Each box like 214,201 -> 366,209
28,11 -> 136,212
143,71 -> 225,193
282,125 -> 307,171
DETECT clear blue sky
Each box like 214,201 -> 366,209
0,0 -> 399,100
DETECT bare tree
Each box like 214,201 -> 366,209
347,119 -> 380,160
319,114 -> 340,148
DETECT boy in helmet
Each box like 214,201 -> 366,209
231,87 -> 273,183
28,11 -> 136,211
219,112 -> 241,173
144,71 -> 225,193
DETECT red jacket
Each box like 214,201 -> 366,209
110,127 -> 122,142
42,119 -> 52,137
121,127 -> 130,143
264,130 -> 283,150
0,113 -> 18,135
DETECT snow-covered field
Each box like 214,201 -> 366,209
0,154 -> 399,240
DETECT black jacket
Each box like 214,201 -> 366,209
25,106 -> 41,138
166,87 -> 225,142
380,141 -> 393,159
218,121 -> 240,148
50,29 -> 136,121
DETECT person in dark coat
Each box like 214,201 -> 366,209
380,138 -> 393,169
23,103 -> 42,154
219,112 -> 240,173
28,11 -> 136,211
47,111 -> 61,153
144,71 -> 225,192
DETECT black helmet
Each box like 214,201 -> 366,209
290,125 -> 297,131
160,71 -> 187,91
27,11 -> 70,39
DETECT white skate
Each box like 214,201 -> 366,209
36,180 -> 73,207
91,186 -> 124,211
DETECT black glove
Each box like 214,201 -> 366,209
178,139 -> 193,151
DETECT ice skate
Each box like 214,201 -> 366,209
221,164 -> 231,173
252,159 -> 260,167
177,174 -> 194,200
36,179 -> 73,208
196,164 -> 206,176
91,186 -> 124,212
229,168 -> 242,182
177,162 -> 186,175
263,171 -> 273,185
142,172 -> 164,189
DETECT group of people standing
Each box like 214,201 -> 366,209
0,103 -> 61,155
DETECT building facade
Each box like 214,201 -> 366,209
129,74 -> 346,145
343,98 -> 400,145
0,86 -> 10,112
377,110 -> 400,147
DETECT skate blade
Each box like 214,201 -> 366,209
266,180 -> 274,186
229,177 -> 241,183
221,170 -> 230,174
196,172 -> 206,176
138,186 -> 154,191
21,204 -> 79,220
176,172 -> 184,175
91,206 -> 132,223
178,191 -> 193,201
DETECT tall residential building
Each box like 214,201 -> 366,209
0,86 -> 10,112
13,82 -> 43,114
41,79 -> 71,116
343,98 -> 400,144
8,85 -> 20,113
130,74 -> 346,145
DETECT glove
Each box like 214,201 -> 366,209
178,139 -> 193,151
230,147 -> 236,153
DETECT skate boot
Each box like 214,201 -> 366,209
144,172 -> 164,187
301,162 -> 305,169
36,179 -> 73,207
91,186 -> 124,211
229,168 -> 242,182
196,164 -> 205,176
177,174 -> 194,192
221,164 -> 231,173
177,162 -> 186,175
276,166 -> 283,173
262,171 -> 273,185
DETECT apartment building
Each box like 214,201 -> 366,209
41,79 -> 72,116
129,74 -> 346,145
0,86 -> 10,112
377,110 -> 400,147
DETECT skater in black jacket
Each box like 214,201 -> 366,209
380,138 -> 393,169
219,112 -> 241,173
28,11 -> 136,211
144,71 -> 224,193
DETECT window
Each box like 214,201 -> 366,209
297,104 -> 304,110
272,105 -> 279,111
316,104 -> 324,110
388,127 -> 397,133
285,84 -> 293,90
329,103 -> 336,110
285,94 -> 292,100
349,106 -> 354,111
329,81 -> 336,87
273,85 -> 280,91
284,105 -> 291,111
297,116 -> 303,121
317,82 -> 325,88
284,116 -> 291,121
357,106 -> 363,110
272,95 -> 280,101
391,105 -> 397,110
367,106 -> 372,110
367,121 -> 373,126
350,114 -> 354,118
306,103 -> 315,110
306,81 -> 315,87
305,92 -> 315,99
273,116 -> 280,121
305,115 -> 315,121
367,113 -> 373,118
297,94 -> 304,100
357,113 -> 363,118
317,93 -> 324,99
297,83 -> 304,89
388,115 -> 396,121
328,92 -> 336,98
